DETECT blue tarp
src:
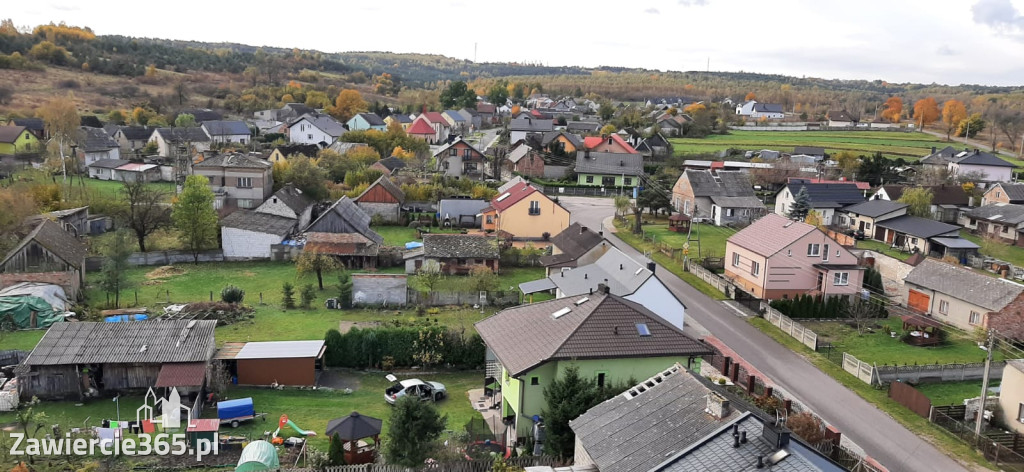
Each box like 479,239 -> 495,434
405,241 -> 424,250
104,314 -> 148,322
218,397 -> 255,420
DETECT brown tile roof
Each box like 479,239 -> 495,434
727,213 -> 816,257
540,223 -> 608,267
154,362 -> 207,387
476,293 -> 709,377
0,125 -> 27,143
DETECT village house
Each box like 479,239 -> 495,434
920,145 -> 961,169
998,360 -> 1024,435
476,291 -> 710,438
0,125 -> 41,157
435,138 -> 487,180
540,130 -> 584,155
304,196 -> 384,246
726,213 -> 864,300
671,170 -> 764,226
192,153 -> 273,212
962,203 -> 1024,247
383,113 -> 413,131
149,127 -> 212,158
735,100 -> 785,119
267,144 -> 321,164
582,133 -> 639,154
476,102 -> 497,125
369,156 -> 407,176
442,110 -> 468,132
949,149 -> 1016,183
575,151 -> 644,189
406,117 -> 439,144
346,113 -> 387,132
838,199 -> 908,235
254,103 -> 314,122
20,320 -> 216,399
353,175 -> 405,224
201,120 -> 251,145
538,223 -> 612,277
0,219 -> 87,299
504,144 -> 544,179
405,234 -> 499,275
872,215 -> 965,256
457,108 -> 482,130
480,183 -> 569,242
255,184 -> 315,229
567,121 -> 600,134
827,110 -> 859,127
7,118 -> 44,140
419,112 -> 452,144
438,198 -> 489,228
773,182 -> 865,224
114,162 -> 161,183
904,258 -> 1024,332
109,126 -> 154,155
287,113 -> 346,146
983,182 -> 1024,205
220,210 -> 297,260
635,133 -> 672,159
872,184 -> 972,223
87,159 -> 130,181
509,117 -> 554,144
75,126 -> 121,168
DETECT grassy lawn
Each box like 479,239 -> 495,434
669,130 -> 988,162
917,380 -> 999,407
748,317 -> 995,469
612,220 -> 728,300
1,330 -> 46,351
855,239 -> 913,261
803,318 -> 998,365
0,371 -> 484,451
373,226 -> 420,247
640,223 -> 737,260
407,267 -> 544,293
961,230 -> 1024,267
82,178 -> 176,202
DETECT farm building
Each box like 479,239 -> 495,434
216,341 -> 325,386
353,176 -> 405,224
0,219 -> 87,299
19,320 -> 217,399
304,197 -> 384,246
220,210 -> 297,260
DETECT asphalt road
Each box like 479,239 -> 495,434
558,196 -> 968,472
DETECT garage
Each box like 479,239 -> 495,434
908,290 -> 930,313
221,340 -> 326,387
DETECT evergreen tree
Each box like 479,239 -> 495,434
541,365 -> 601,459
384,396 -> 446,467
328,434 -> 347,465
99,230 -> 133,308
337,272 -> 353,308
786,187 -> 811,220
281,282 -> 295,309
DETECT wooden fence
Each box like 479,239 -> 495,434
285,456 -> 560,472
825,229 -> 856,247
761,305 -> 818,350
888,381 -> 931,418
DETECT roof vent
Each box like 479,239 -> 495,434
574,297 -> 589,306
634,268 -> 643,275
551,307 -> 572,319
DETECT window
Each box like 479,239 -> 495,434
725,208 -> 734,217
998,191 -> 1002,198
750,261 -> 760,276
1004,225 -> 1010,234
807,243 -> 820,256
485,215 -> 493,224
787,249 -> 792,257
970,218 -> 977,226
970,311 -> 981,325
910,237 -> 918,245
529,201 -> 541,215
939,300 -> 949,315
732,252 -> 740,267
823,243 -> 830,262
449,148 -> 458,156
833,272 -> 849,286
596,372 -> 607,388
636,323 -> 651,336
1018,403 -> 1024,423
624,177 -> 632,186
586,175 -> 594,183
238,199 -> 254,209
238,177 -> 253,188
602,176 -> 615,186
531,377 -> 539,386
865,223 -> 871,230
464,149 -> 473,158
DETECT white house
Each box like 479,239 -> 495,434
287,113 -> 346,146
76,127 -> 121,168
949,150 -> 1016,183
201,120 -> 252,145
254,184 -> 315,229
735,100 -> 784,119
220,210 -> 297,260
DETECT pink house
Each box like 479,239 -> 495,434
724,213 -> 864,300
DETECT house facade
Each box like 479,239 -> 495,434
353,176 -> 405,224
998,360 -> 1024,435
346,113 -> 387,131
873,215 -> 961,255
287,113 -> 346,146
149,128 -> 212,158
435,138 -> 487,180
575,151 -> 644,189
192,153 -> 273,211
0,126 -> 41,155
255,184 -> 315,229
983,183 -> 1024,205
406,117 -> 438,144
904,259 -> 1024,331
419,112 -> 451,144
773,182 -> 865,225
949,150 -> 1015,183
725,214 -> 864,300
671,170 -> 764,226
838,200 -> 908,235
111,126 -> 154,154
201,120 -> 251,145
480,184 -> 569,241
76,127 -> 121,168
220,210 -> 296,259
962,203 -> 1024,247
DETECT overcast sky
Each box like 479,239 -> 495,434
8,0 -> 1024,86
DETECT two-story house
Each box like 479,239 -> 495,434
905,258 -> 1024,331
671,170 -> 764,226
406,117 -> 439,143
435,138 -> 487,180
480,183 -> 569,242
983,182 -> 1024,205
7,118 -> 45,140
949,149 -> 1016,183
837,199 -> 908,235
419,112 -> 451,144
575,151 -> 644,189
735,100 -> 784,119
192,153 -> 273,212
345,113 -> 387,132
582,133 -> 639,154
383,113 -> 413,131
287,113 -> 346,146
725,213 -> 864,300
509,117 -> 554,144
476,291 -> 710,438
0,125 -> 41,156
773,182 -> 865,224
149,127 -> 212,158
201,120 -> 252,145
110,126 -> 154,155
442,110 -> 468,133
75,126 -> 121,168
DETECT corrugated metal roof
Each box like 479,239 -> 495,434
234,340 -> 325,359
24,320 -> 217,365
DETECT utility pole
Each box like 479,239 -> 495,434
975,330 -> 995,436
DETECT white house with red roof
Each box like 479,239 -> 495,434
406,117 -> 438,144
725,213 -> 864,300
481,182 -> 569,242
418,112 -> 451,144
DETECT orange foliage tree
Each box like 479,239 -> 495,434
881,97 -> 902,123
942,99 -> 968,140
913,97 -> 940,129
328,89 -> 368,123
683,103 -> 706,114
744,92 -> 756,101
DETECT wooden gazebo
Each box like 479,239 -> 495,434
668,213 -> 691,233
326,412 -> 382,465
899,313 -> 944,347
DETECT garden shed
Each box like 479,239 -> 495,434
226,340 -> 325,386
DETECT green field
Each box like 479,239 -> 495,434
916,380 -> 999,407
803,318 -> 999,365
670,130 -> 1020,164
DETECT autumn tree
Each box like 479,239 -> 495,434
898,187 -> 933,218
107,109 -> 126,125
118,178 -> 171,252
487,83 -> 509,106
942,99 -> 968,140
835,151 -> 860,178
600,124 -> 617,135
174,113 -> 196,128
172,175 -> 219,264
913,97 -> 940,129
328,89 -> 368,123
682,103 -> 706,114
38,94 -> 79,187
744,92 -> 756,101
957,113 -> 986,138
0,187 -> 40,256
280,155 -> 329,201
296,248 -> 342,290
880,97 -> 902,123
995,111 -> 1024,155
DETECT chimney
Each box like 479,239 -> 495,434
598,283 -> 610,294
584,273 -> 588,279
589,287 -> 593,295
931,146 -> 936,154
762,421 -> 792,449
647,262 -> 656,273
599,231 -> 604,236
619,263 -> 624,270
733,434 -> 740,448
580,226 -> 587,234
756,456 -> 765,469
975,148 -> 980,155
706,392 -> 731,419
740,431 -> 747,444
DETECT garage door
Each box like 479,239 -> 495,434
908,290 -> 930,313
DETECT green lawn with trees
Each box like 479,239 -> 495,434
801,318 -> 998,365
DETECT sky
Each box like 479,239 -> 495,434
8,0 -> 1024,86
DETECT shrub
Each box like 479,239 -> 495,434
220,285 -> 245,304
337,272 -> 353,308
281,282 -> 295,309
323,326 -> 485,369
328,434 -> 346,465
300,283 -> 316,309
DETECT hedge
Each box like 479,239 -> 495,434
324,326 -> 485,370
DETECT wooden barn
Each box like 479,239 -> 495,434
0,219 -> 87,299
215,340 -> 325,387
353,176 -> 405,224
304,196 -> 384,245
19,320 -> 217,400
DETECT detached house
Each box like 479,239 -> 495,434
220,210 -> 297,260
287,113 -> 346,146
192,153 -> 273,212
201,120 -> 251,145
353,176 -> 405,224
873,215 -> 964,256
480,183 -> 569,241
735,100 -> 784,119
346,113 -> 386,132
726,214 -> 863,300
75,127 -> 121,168
149,127 -> 212,158
509,117 -> 554,144
983,182 -> 1024,205
539,223 -> 613,276
671,170 -> 764,226
575,152 -> 644,189
407,117 -> 439,143
405,234 -> 500,274
267,144 -> 321,164
7,118 -> 44,140
827,110 -> 859,127
435,138 -> 487,180
419,112 -> 451,144
255,184 -> 315,229
871,184 -> 971,223
383,113 -> 413,130
963,203 -> 1024,247
110,126 -> 153,154
838,199 -> 908,235
949,149 -> 1016,183
773,182 -> 864,225
476,292 -> 710,438
0,126 -> 41,156
905,259 -> 1024,332
582,133 -> 639,154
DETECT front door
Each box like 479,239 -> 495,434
858,220 -> 865,231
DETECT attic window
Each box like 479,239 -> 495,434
574,297 -> 589,306
636,323 -> 651,336
496,193 -> 511,202
552,307 -> 572,319
273,198 -> 278,204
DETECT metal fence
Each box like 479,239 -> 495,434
930,406 -> 1024,470
888,381 -> 931,418
536,184 -> 626,198
762,305 -> 819,350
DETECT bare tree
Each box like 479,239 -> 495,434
845,298 -> 878,334
118,178 -> 171,252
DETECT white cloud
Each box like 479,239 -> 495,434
645,7 -> 660,14
972,0 -> 1024,33
679,0 -> 708,5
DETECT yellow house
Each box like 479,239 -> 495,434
267,144 -> 321,164
384,114 -> 413,131
0,126 -> 41,155
482,183 -> 569,241
544,131 -> 582,154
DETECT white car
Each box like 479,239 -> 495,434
384,375 -> 447,404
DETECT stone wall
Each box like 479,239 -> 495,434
352,274 -> 407,306
861,250 -> 914,303
357,202 -> 400,224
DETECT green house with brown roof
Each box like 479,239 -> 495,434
475,290 -> 710,439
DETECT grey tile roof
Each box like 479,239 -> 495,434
2,219 -> 86,269
546,247 -> 652,296
966,203 -> 1024,226
355,113 -> 386,126
88,159 -> 131,169
570,364 -> 745,472
994,183 -> 1024,202
905,259 -> 1024,311
25,320 -> 217,365
117,126 -> 154,141
154,127 -> 212,143
376,156 -> 407,172
194,153 -> 271,169
509,117 -> 554,132
575,152 -> 644,176
292,113 -> 347,137
220,209 -> 296,236
782,183 -> 864,209
540,223 -> 608,267
476,293 -> 709,377
202,120 -> 251,136
684,170 -> 756,198
953,150 -> 1016,167
710,195 -> 766,208
77,126 -> 119,152
438,199 -> 489,224
305,196 -> 383,245
10,118 -> 43,131
753,103 -> 784,113
874,215 -> 959,238
389,114 -> 413,124
567,121 -> 600,132
842,199 -> 908,218
921,145 -> 959,164
443,110 -> 466,122
422,234 -> 499,259
263,184 -> 314,216
180,108 -> 223,122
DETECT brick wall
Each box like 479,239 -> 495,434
987,291 -> 1024,340
515,152 -> 545,178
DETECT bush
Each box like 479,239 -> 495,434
281,282 -> 295,309
300,283 -> 316,309
220,285 -> 245,304
322,326 -> 485,369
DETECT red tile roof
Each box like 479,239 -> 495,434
727,213 -> 817,257
186,419 -> 220,433
422,112 -> 448,125
154,362 -> 207,388
583,134 -> 638,154
407,118 -> 435,135
491,183 -> 539,212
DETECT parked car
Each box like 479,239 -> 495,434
384,375 -> 446,404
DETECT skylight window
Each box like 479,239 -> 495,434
552,307 -> 572,319
496,193 -> 511,202
636,323 -> 651,336
574,297 -> 589,306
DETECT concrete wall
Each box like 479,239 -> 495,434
998,364 -> 1024,435
357,202 -> 400,224
862,251 -> 913,302
352,274 -> 408,306
222,227 -> 284,259
85,250 -> 224,270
